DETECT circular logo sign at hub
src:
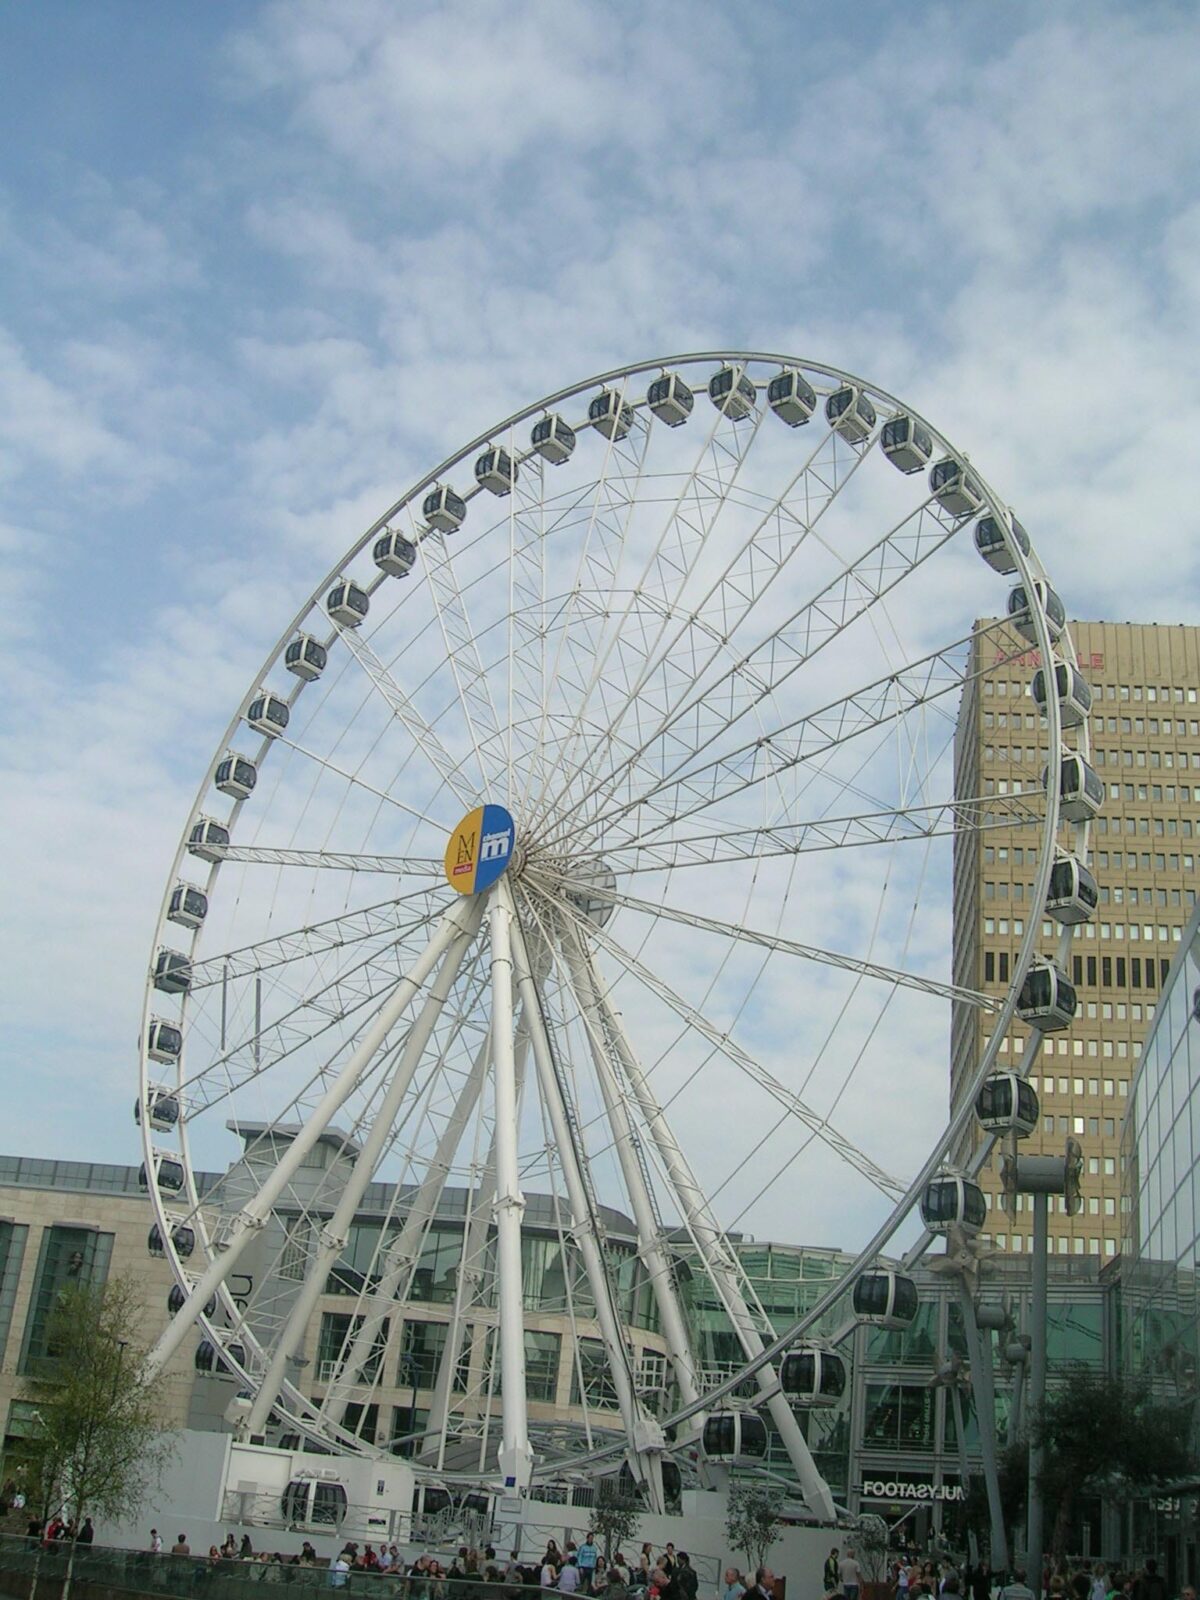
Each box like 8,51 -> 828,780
444,804 -> 516,894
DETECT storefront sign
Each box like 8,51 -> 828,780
861,1479 -> 964,1503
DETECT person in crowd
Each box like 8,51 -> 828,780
149,1529 -> 163,1555
1133,1562 -> 1165,1600
997,1569 -> 1036,1600
675,1553 -> 698,1600
208,1546 -> 222,1564
328,1551 -> 350,1589
560,1556 -> 582,1595
824,1550 -> 841,1594
241,1533 -> 254,1560
171,1534 -> 190,1557
78,1519 -> 94,1546
743,1570 -> 774,1600
841,1547 -> 861,1600
578,1534 -> 599,1593
542,1553 -> 560,1592
723,1568 -> 746,1600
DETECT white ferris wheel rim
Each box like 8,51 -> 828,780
136,351 -> 1086,1484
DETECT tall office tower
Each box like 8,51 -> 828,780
951,619 -> 1200,1258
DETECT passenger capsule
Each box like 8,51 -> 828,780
852,1270 -> 918,1330
975,1072 -> 1040,1138
588,390 -> 635,441
1031,660 -> 1092,730
929,457 -> 984,517
880,415 -> 934,474
146,1017 -> 183,1065
136,1086 -> 180,1131
285,634 -> 327,683
247,692 -> 290,738
140,1153 -> 185,1196
167,883 -> 208,931
1017,958 -> 1077,1032
282,1478 -> 348,1528
1007,579 -> 1066,646
327,580 -> 370,629
153,949 -> 192,995
168,1284 -> 216,1318
475,446 -> 517,496
188,818 -> 229,863
530,413 -> 576,464
701,1411 -> 768,1462
779,1345 -> 847,1406
825,385 -> 876,444
195,1339 -> 246,1375
215,753 -> 257,801
373,529 -> 417,579
1046,854 -> 1099,925
974,513 -> 1031,575
708,365 -> 757,421
422,485 -> 467,534
647,372 -> 695,427
148,1221 -> 195,1258
1042,752 -> 1104,824
767,368 -> 817,427
920,1172 -> 987,1235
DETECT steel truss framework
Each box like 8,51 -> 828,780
138,353 -> 1091,1521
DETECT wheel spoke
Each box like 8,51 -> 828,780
206,844 -> 441,873
544,889 -> 907,1200
532,871 -> 997,1013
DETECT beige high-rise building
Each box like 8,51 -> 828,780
951,619 -> 1200,1257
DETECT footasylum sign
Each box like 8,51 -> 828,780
861,1479 -> 964,1503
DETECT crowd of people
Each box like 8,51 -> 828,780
818,1547 -> 1189,1600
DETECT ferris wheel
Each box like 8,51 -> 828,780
137,352 -> 1094,1519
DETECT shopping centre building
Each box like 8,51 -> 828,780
0,1138 -> 1112,1549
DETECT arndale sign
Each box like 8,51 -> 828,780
861,1479 -> 964,1503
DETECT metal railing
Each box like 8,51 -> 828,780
0,1535 -> 565,1600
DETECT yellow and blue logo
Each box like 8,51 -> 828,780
444,803 -> 516,895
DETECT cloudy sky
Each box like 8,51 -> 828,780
2,0 -> 1199,1259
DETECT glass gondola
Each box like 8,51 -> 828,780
148,1221 -> 195,1259
327,580 -> 370,628
1007,579 -> 1065,646
974,513 -> 1031,575
588,390 -> 634,441
975,1072 -> 1039,1137
146,1017 -> 182,1064
196,1338 -> 246,1375
531,413 -> 576,464
1017,958 -> 1077,1031
1031,660 -> 1092,730
153,949 -> 192,995
1046,854 -> 1099,925
247,691 -> 290,738
852,1270 -> 918,1329
475,446 -> 517,495
167,883 -> 208,930
168,1284 -> 216,1317
215,753 -> 257,800
767,368 -> 816,427
136,1086 -> 180,1131
140,1153 -> 185,1195
929,457 -> 984,517
281,1478 -> 348,1527
708,366 -> 757,421
373,529 -> 418,578
423,485 -> 466,533
1043,752 -> 1104,823
285,633 -> 328,682
779,1345 -> 846,1406
648,372 -> 695,427
187,818 -> 229,863
701,1411 -> 768,1461
825,385 -> 876,443
880,415 -> 934,474
920,1172 -> 987,1235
